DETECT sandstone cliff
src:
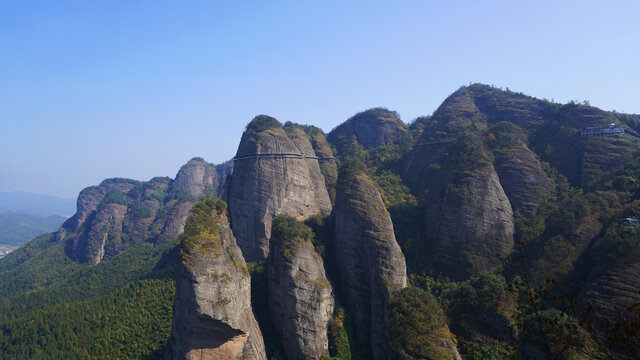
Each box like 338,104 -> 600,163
56,158 -> 230,264
424,164 -> 515,279
334,171 -> 407,359
171,198 -> 266,360
492,145 -> 552,219
227,116 -> 332,261
268,215 -> 334,360
299,124 -> 338,204
328,108 -> 408,149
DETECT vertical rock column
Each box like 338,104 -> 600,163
228,116 -> 332,261
171,198 -> 266,360
334,172 -> 407,359
268,215 -> 334,360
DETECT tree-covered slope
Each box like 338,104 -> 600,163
1,84 -> 640,359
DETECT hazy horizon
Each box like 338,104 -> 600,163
2,1 -> 639,198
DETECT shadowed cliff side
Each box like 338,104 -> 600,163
170,198 -> 266,360
268,215 -> 334,360
334,165 -> 407,360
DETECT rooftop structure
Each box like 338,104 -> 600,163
580,123 -> 625,137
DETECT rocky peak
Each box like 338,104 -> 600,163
328,108 -> 408,149
171,198 -> 266,360
170,157 -> 219,199
334,170 -> 407,359
228,116 -> 332,261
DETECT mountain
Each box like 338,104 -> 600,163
55,157 -> 231,264
0,212 -> 67,247
1,84 -> 640,359
0,191 -> 75,216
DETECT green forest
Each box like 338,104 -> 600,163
1,85 -> 640,359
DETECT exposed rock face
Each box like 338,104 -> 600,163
334,172 -> 407,359
531,104 -> 637,186
425,165 -> 514,279
578,228 -> 640,358
328,108 -> 408,149
227,116 -> 332,261
301,125 -> 338,204
171,199 -> 266,360
404,86 -> 533,279
171,158 -> 220,199
80,203 -> 127,264
58,178 -> 138,238
493,145 -> 552,219
56,158 -> 231,263
268,216 -> 334,360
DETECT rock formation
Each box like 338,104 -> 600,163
334,171 -> 407,359
300,125 -> 338,204
424,165 -> 515,279
171,157 -> 220,199
56,158 -> 230,264
328,107 -> 408,149
268,215 -> 334,360
493,145 -> 552,219
227,116 -> 332,261
171,198 -> 266,360
404,86 -> 524,278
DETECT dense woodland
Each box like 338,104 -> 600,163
1,85 -> 640,359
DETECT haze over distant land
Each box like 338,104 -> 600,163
0,192 -> 73,247
0,192 -> 75,217
1,1 -> 638,198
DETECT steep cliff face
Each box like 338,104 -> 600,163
300,125 -> 338,204
334,172 -> 407,359
57,178 -> 138,239
79,203 -> 127,264
425,165 -> 515,279
171,198 -> 266,360
493,145 -> 552,219
328,108 -> 408,149
56,158 -> 230,264
576,222 -> 640,358
171,158 -> 220,199
268,215 -> 334,360
227,116 -> 332,261
404,86 -> 551,278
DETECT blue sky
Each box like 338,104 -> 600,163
1,1 -> 639,198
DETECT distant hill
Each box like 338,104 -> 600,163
0,192 -> 76,217
0,212 -> 67,246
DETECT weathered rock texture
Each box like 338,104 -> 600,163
404,85 -> 547,278
56,158 -> 230,264
171,199 -> 266,360
301,125 -> 338,204
424,165 -> 515,279
171,157 -> 221,199
334,172 -> 407,359
328,107 -> 408,149
268,217 -> 334,360
577,228 -> 640,360
493,145 -> 552,219
227,116 -> 332,261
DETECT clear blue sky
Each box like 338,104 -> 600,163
1,1 -> 639,198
